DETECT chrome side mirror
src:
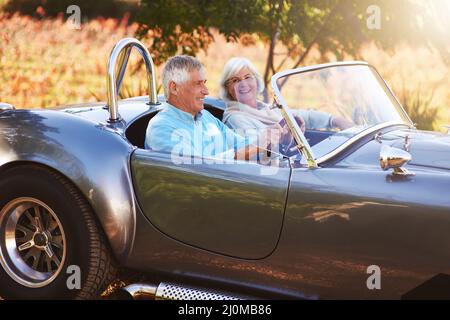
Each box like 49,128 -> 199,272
106,38 -> 159,122
443,125 -> 450,135
380,145 -> 415,176
0,103 -> 15,112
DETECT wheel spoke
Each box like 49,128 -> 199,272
3,196 -> 68,286
18,240 -> 35,252
33,206 -> 45,230
25,210 -> 36,226
34,216 -> 44,232
50,241 -> 63,249
45,256 -> 53,273
32,251 -> 42,270
47,218 -> 59,233
16,231 -> 33,244
33,205 -> 40,219
22,247 -> 38,261
16,236 -> 27,244
32,253 -> 41,270
51,234 -> 63,245
16,224 -> 35,236
43,244 -> 54,259
51,254 -> 61,268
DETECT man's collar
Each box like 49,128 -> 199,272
165,102 -> 203,123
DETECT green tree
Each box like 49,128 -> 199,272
136,0 -> 435,93
3,0 -> 139,19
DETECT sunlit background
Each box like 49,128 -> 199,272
1,0 -> 449,132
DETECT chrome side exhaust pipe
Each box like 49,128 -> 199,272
121,282 -> 243,300
120,283 -> 158,300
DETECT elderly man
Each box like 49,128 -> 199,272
145,55 -> 274,161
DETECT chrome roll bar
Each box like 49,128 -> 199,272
106,38 -> 159,122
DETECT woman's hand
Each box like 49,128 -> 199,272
331,116 -> 353,130
277,116 -> 305,134
293,115 -> 306,133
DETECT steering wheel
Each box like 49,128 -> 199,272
279,137 -> 299,157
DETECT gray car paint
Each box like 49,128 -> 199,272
0,108 -> 136,261
131,149 -> 291,259
1,92 -> 450,298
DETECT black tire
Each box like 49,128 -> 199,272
0,165 -> 117,299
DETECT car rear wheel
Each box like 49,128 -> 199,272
0,165 -> 117,299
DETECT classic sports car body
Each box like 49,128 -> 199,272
1,38 -> 450,300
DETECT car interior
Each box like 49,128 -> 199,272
125,101 -> 333,150
125,103 -> 224,149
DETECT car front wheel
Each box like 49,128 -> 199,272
0,165 -> 117,299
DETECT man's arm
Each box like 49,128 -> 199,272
233,127 -> 281,161
214,114 -> 282,161
234,144 -> 259,161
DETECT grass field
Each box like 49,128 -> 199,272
1,12 -> 449,131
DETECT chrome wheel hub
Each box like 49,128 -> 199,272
0,198 -> 67,288
33,232 -> 49,248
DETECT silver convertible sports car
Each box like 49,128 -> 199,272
1,38 -> 450,300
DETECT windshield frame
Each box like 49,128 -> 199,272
271,61 -> 414,167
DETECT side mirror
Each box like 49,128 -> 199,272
379,145 -> 415,176
0,103 -> 15,112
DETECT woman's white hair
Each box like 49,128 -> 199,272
162,55 -> 204,99
219,57 -> 264,101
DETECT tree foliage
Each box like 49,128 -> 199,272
3,0 -> 139,19
137,0 -> 443,88
397,83 -> 440,131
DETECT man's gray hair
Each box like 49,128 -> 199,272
162,55 -> 204,98
219,57 -> 264,101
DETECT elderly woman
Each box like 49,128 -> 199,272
219,57 -> 352,135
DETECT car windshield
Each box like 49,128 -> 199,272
273,64 -> 412,159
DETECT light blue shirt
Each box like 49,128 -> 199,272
145,103 -> 249,159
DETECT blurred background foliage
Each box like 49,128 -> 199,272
398,84 -> 440,131
2,0 -> 140,19
1,0 -> 449,131
136,1 -> 450,88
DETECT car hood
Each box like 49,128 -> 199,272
385,129 -> 450,170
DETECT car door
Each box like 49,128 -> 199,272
130,149 -> 291,259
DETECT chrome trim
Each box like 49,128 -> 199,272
122,283 -> 158,299
404,134 -> 411,152
106,38 -> 158,122
271,96 -> 315,168
443,125 -> 450,134
122,282 -> 243,300
374,131 -> 383,143
0,103 -> 15,111
274,97 -> 318,168
372,68 -> 414,127
391,167 -> 415,176
0,197 -> 67,288
271,61 -> 413,167
271,62 -> 370,168
380,145 -> 415,176
271,61 -> 369,79
315,121 -> 411,164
